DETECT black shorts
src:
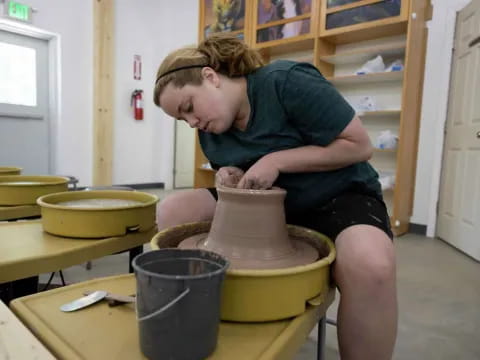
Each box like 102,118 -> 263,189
206,188 -> 393,241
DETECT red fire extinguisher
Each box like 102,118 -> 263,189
131,89 -> 144,120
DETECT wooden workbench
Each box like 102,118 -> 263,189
10,274 -> 335,360
0,220 -> 157,283
0,204 -> 41,221
0,300 -> 55,359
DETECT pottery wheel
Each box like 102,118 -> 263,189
179,233 -> 318,270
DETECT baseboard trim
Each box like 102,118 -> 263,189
120,182 -> 165,190
77,183 -> 165,191
409,223 -> 427,235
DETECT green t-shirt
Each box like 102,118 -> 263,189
199,60 -> 381,212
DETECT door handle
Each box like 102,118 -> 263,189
477,131 -> 480,139
469,36 -> 480,48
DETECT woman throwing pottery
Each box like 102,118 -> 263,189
153,33 -> 396,360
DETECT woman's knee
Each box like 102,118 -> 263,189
333,225 -> 396,291
156,189 -> 216,230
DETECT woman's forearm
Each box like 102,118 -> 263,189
266,139 -> 373,173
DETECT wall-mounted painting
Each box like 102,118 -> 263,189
326,0 -> 402,30
327,0 -> 363,8
203,0 -> 246,38
257,0 -> 312,43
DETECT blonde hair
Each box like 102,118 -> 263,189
153,33 -> 264,106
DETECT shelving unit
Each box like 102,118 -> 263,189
195,0 -> 432,235
327,71 -> 404,85
359,110 -> 402,117
198,167 -> 215,173
374,148 -> 397,153
320,41 -> 406,65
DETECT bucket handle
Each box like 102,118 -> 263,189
137,287 -> 190,322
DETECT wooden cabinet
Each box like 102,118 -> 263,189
321,0 -> 408,34
252,0 -> 320,45
194,0 -> 432,235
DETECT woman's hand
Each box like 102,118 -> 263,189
215,166 -> 244,188
237,155 -> 279,190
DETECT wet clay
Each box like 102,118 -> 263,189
179,186 -> 318,269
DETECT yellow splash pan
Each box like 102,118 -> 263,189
37,190 -> 158,238
151,222 -> 336,322
0,166 -> 22,175
0,175 -> 69,205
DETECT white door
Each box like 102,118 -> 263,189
437,0 -> 480,261
173,121 -> 195,188
0,29 -> 50,175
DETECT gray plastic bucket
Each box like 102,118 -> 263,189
132,248 -> 229,360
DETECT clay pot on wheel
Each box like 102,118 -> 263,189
179,186 -> 318,269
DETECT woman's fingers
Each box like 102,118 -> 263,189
237,176 -> 271,190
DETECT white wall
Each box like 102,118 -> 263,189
16,0 -> 94,186
113,0 -> 198,189
7,0 -> 469,218
411,0 -> 471,235
4,0 -> 198,188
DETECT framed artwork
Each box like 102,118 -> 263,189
327,0 -> 363,8
256,0 -> 312,43
202,0 -> 246,39
326,0 -> 401,30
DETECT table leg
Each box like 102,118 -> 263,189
0,276 -> 39,304
317,317 -> 327,360
129,246 -> 143,273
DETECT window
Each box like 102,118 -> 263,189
0,42 -> 37,106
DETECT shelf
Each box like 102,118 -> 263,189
374,148 -> 397,153
319,41 -> 406,65
197,167 -> 216,173
327,71 -> 403,85
358,110 -> 401,117
256,13 -> 311,31
326,0 -> 384,15
320,19 -> 408,45
255,35 -> 314,58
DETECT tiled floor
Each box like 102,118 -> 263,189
38,188 -> 480,359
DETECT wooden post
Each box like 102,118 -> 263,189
393,0 -> 430,235
93,0 -> 114,186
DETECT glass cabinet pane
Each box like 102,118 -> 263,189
256,0 -> 312,43
257,19 -> 310,43
203,0 -> 246,39
258,0 -> 312,25
326,0 -> 401,30
327,0 -> 364,8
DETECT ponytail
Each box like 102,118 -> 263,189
198,33 -> 264,77
154,33 -> 264,107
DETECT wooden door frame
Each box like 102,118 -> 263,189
0,19 -> 61,175
424,0 -> 471,237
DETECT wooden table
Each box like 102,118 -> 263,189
0,299 -> 55,359
10,274 -> 335,360
0,220 -> 155,303
0,220 -> 156,283
0,204 -> 41,221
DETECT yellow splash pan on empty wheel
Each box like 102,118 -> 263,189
37,190 -> 158,238
0,167 -> 22,176
151,222 -> 336,322
0,175 -> 69,205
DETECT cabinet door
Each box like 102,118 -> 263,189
199,0 -> 248,41
321,0 -> 408,34
254,0 -> 317,44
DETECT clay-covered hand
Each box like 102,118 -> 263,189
237,155 -> 279,190
215,166 -> 244,188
